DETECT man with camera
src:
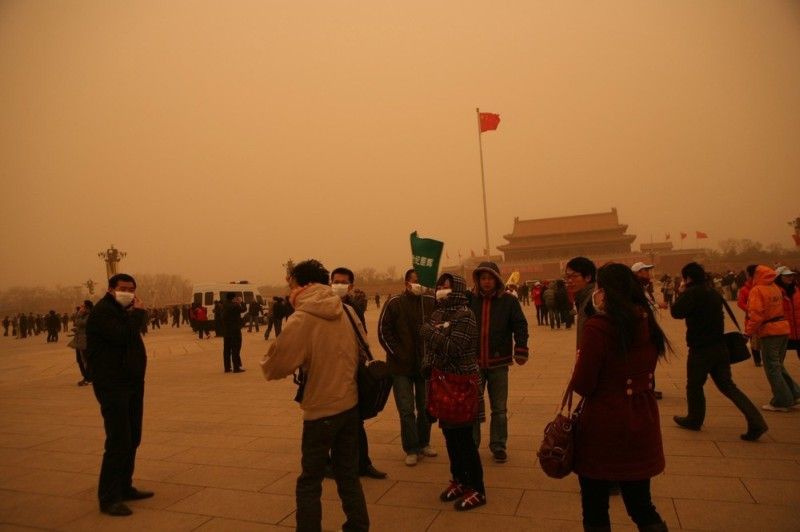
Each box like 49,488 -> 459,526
221,293 -> 247,373
261,259 -> 369,532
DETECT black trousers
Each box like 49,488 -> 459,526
579,476 -> 662,528
443,426 -> 485,494
685,343 -> 766,431
297,407 -> 369,532
264,318 -> 283,339
93,382 -> 144,505
222,334 -> 243,371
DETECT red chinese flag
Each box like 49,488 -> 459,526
696,231 -> 709,239
665,233 -> 671,240
680,232 -> 687,240
479,112 -> 501,132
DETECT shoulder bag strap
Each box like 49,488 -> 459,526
343,304 -> 374,361
720,298 -> 742,332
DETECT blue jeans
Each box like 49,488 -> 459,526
760,335 -> 800,408
473,366 -> 508,452
392,373 -> 431,454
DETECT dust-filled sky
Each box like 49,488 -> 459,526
1,1 -> 799,290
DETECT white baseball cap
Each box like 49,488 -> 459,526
776,266 -> 797,276
631,262 -> 655,273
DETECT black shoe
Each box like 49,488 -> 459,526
654,390 -> 663,400
608,483 -> 621,496
740,427 -> 767,442
360,465 -> 387,479
755,362 -> 763,367
224,369 -> 232,373
233,368 -> 246,373
123,487 -> 154,501
100,501 -> 133,516
324,464 -> 334,479
492,449 -> 508,463
673,415 -> 701,431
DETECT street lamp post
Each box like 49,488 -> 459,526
98,245 -> 127,279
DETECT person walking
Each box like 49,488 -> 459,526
264,297 -> 285,340
737,265 -> 763,367
671,262 -> 768,440
775,266 -> 800,360
421,273 -> 486,511
570,263 -> 670,531
564,257 -> 597,348
86,274 -> 153,516
745,265 -> 800,412
261,259 -> 369,532
46,310 -> 61,342
247,299 -> 262,333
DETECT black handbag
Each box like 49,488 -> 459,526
343,306 -> 393,420
722,299 -> 751,364
537,384 -> 584,479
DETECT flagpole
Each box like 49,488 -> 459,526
476,107 -> 490,257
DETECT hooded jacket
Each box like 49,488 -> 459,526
777,277 -> 800,341
469,262 -> 529,369
745,266 -> 790,338
261,284 -> 360,421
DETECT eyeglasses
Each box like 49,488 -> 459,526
563,272 -> 582,280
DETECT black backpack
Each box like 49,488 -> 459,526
343,306 -> 392,420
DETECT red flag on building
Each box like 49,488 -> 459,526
665,233 -> 671,240
479,112 -> 501,132
680,232 -> 687,240
696,231 -> 709,239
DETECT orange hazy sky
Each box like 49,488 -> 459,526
1,1 -> 799,289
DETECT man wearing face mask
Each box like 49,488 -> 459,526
86,274 -> 153,516
378,268 -> 437,466
328,268 -> 386,479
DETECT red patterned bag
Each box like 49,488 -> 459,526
426,368 -> 479,425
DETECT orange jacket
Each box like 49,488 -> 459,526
745,266 -> 790,337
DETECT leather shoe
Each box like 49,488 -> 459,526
740,427 -> 767,442
233,368 -> 246,373
360,465 -> 387,479
100,501 -> 133,516
123,487 -> 154,501
673,415 -> 701,431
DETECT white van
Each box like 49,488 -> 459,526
191,282 -> 265,320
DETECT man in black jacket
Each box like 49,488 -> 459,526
671,262 -> 767,441
86,273 -> 153,516
470,262 -> 529,463
378,269 -> 436,466
221,292 -> 247,373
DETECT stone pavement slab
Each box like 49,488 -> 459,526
1,303 -> 799,530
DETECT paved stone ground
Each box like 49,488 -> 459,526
1,303 -> 798,531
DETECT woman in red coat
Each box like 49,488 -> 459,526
569,263 -> 671,532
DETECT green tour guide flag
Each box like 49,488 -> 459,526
410,231 -> 444,288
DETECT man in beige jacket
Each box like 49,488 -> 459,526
261,259 -> 369,532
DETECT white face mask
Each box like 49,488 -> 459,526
331,283 -> 349,298
435,288 -> 452,301
114,290 -> 135,307
409,283 -> 424,296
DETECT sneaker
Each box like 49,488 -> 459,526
439,480 -> 464,502
404,453 -> 418,466
420,446 -> 438,458
761,404 -> 790,412
492,449 -> 508,463
454,489 -> 486,511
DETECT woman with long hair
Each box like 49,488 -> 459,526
570,263 -> 670,532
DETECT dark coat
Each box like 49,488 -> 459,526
469,291 -> 529,368
570,313 -> 665,481
86,293 -> 148,385
670,283 -> 725,349
378,291 -> 435,375
221,301 -> 247,336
